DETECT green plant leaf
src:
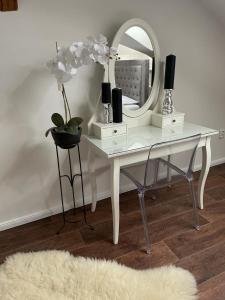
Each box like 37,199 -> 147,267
54,126 -> 65,133
65,124 -> 78,135
45,127 -> 55,137
51,113 -> 64,127
67,117 -> 83,127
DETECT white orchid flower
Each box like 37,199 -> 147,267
70,42 -> 84,58
96,55 -> 109,65
84,37 -> 95,50
47,59 -> 72,83
47,34 -> 118,83
63,48 -> 76,66
79,48 -> 94,65
110,47 -> 118,56
94,44 -> 109,56
57,61 -> 66,72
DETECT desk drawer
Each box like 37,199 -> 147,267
151,112 -> 185,128
102,125 -> 126,138
93,122 -> 127,139
171,115 -> 184,125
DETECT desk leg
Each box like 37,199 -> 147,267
87,148 -> 97,213
167,155 -> 172,187
111,158 -> 120,244
197,137 -> 211,209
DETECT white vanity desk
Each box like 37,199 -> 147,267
85,18 -> 218,244
85,122 -> 218,244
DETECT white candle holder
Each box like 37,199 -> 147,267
102,103 -> 113,124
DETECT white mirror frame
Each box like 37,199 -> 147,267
108,18 -> 160,118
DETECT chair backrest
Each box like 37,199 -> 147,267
143,134 -> 201,187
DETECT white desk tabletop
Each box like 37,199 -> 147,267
84,122 -> 218,158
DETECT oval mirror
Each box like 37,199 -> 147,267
109,19 -> 160,118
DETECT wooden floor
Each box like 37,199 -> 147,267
1,164 -> 225,299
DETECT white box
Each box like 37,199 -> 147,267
92,122 -> 127,139
151,112 -> 185,128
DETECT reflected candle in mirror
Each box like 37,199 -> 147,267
164,54 -> 176,89
112,88 -> 122,123
102,82 -> 111,103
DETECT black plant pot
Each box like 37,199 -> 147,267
51,127 -> 82,149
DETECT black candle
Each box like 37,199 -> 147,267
164,54 -> 176,89
101,82 -> 111,104
151,57 -> 155,86
112,88 -> 122,123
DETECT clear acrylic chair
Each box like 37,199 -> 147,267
121,134 -> 201,254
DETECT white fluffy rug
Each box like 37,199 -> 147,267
0,251 -> 197,300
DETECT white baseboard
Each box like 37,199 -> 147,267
208,157 -> 225,168
0,182 -> 135,232
0,157 -> 225,232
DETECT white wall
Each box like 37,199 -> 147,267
0,0 -> 225,230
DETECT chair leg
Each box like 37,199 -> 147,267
189,180 -> 200,231
138,192 -> 151,254
149,160 -> 159,201
154,159 -> 159,184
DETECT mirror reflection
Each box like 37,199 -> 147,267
115,26 -> 154,111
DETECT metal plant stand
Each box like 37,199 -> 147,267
55,143 -> 93,234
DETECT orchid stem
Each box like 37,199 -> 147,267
62,85 -> 71,120
56,42 -> 71,123
56,41 -> 59,55
56,42 -> 68,123
62,86 -> 68,123
108,61 -> 110,83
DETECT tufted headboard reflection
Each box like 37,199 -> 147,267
115,60 -> 149,107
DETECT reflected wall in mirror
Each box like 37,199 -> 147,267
115,26 -> 155,111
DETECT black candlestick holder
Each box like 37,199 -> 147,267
55,143 -> 93,234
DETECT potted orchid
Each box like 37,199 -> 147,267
45,34 -> 117,149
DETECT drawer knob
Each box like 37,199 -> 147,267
172,119 -> 176,123
114,129 -> 118,133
